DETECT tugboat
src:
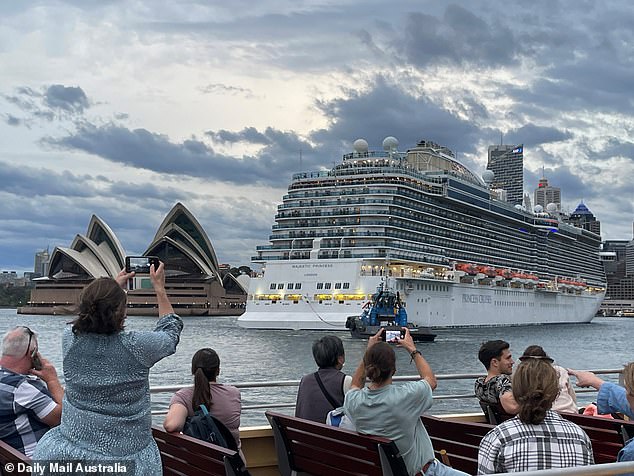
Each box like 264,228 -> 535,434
345,284 -> 436,342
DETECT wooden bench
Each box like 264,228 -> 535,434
558,413 -> 632,463
265,411 -> 408,476
0,440 -> 31,475
152,426 -> 250,476
421,414 -> 492,475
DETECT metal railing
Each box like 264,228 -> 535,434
150,368 -> 623,416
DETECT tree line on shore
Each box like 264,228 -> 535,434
0,286 -> 30,308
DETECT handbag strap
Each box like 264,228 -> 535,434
313,371 -> 342,409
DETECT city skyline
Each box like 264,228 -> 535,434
1,1 -> 634,273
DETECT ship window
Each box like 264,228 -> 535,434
269,283 -> 276,290
317,283 -> 323,289
343,283 -> 350,289
335,283 -> 342,289
287,283 -> 294,289
277,283 -> 284,289
325,283 -> 332,289
295,283 -> 301,289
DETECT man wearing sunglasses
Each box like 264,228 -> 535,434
0,326 -> 64,457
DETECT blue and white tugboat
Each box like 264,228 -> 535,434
345,283 -> 436,342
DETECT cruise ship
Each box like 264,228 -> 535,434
238,137 -> 606,330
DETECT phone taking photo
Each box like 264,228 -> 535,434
382,328 -> 406,344
125,256 -> 160,274
31,348 -> 43,371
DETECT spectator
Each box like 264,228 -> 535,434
477,357 -> 593,473
34,263 -> 183,475
295,335 -> 352,423
568,363 -> 634,463
163,348 -> 241,449
344,328 -> 468,476
475,340 -> 519,415
0,326 -> 63,457
519,345 -> 577,414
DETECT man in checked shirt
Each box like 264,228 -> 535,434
477,355 -> 594,474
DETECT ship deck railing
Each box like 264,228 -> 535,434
149,368 -> 623,416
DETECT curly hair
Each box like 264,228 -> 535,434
364,342 -> 396,384
512,358 -> 559,424
72,278 -> 127,335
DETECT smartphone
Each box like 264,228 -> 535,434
383,329 -> 406,343
31,348 -> 43,371
125,256 -> 160,274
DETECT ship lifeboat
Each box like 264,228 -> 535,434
511,272 -> 528,284
525,274 -> 539,282
477,266 -> 497,278
557,278 -> 572,290
496,268 -> 512,280
456,263 -> 478,275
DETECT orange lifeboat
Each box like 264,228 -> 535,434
456,263 -> 478,275
477,266 -> 497,278
525,274 -> 539,281
496,268 -> 512,279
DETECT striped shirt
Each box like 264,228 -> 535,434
0,367 -> 56,457
477,410 -> 594,474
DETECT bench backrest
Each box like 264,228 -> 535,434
151,426 -> 249,476
265,411 -> 408,476
421,414 -> 492,475
0,440 -> 31,475
558,413 -> 629,463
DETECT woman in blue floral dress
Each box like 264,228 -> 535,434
34,262 -> 183,475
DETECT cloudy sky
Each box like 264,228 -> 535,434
1,0 -> 633,274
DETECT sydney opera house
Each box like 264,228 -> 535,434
18,203 -> 247,316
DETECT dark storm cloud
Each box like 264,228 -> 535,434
4,114 -> 21,126
0,160 -> 196,204
42,123 -> 314,186
2,84 -> 89,123
207,126 -> 272,145
312,77 -> 487,157
503,124 -> 572,148
400,5 -> 523,68
44,85 -> 89,113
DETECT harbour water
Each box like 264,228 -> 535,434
1,308 -> 632,426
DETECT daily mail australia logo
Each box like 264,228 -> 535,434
512,146 -> 523,154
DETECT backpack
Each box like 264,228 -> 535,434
183,404 -> 238,451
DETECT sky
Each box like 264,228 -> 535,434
1,0 -> 634,274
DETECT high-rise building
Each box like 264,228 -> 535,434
33,249 -> 50,277
486,144 -> 524,205
534,175 -> 561,211
567,202 -> 601,235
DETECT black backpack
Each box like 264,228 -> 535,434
183,404 -> 238,451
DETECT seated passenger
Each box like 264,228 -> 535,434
475,340 -> 519,417
164,348 -> 241,449
344,328 -> 468,476
477,357 -> 593,474
295,335 -> 352,423
568,363 -> 634,463
0,326 -> 63,457
519,345 -> 577,414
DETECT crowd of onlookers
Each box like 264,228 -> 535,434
295,333 -> 634,475
1,272 -> 633,476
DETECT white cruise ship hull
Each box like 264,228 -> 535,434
238,259 -> 604,330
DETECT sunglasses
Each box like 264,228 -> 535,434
18,326 -> 37,358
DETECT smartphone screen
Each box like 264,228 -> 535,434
125,256 -> 159,274
385,330 -> 402,343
